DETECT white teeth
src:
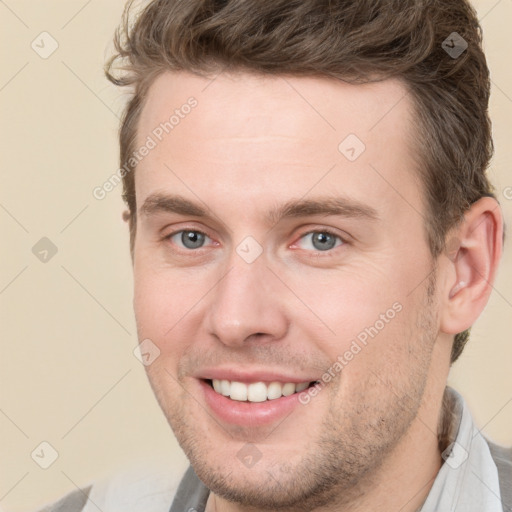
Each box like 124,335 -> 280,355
295,382 -> 309,392
210,379 -> 311,402
220,379 -> 230,396
281,383 -> 296,396
247,382 -> 268,402
212,379 -> 222,393
267,381 -> 283,400
229,381 -> 248,401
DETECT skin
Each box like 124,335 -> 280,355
130,71 -> 503,512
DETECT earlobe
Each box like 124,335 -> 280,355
440,197 -> 503,335
122,210 -> 131,222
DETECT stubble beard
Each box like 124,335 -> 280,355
149,275 -> 439,511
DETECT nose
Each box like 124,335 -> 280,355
204,256 -> 289,348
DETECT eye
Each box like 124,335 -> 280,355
295,230 -> 344,252
167,230 -> 213,250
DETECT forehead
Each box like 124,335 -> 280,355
135,71 -> 421,221
139,70 -> 413,144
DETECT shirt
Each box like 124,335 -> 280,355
419,386 -> 504,511
38,386 -> 510,512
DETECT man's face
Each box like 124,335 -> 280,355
133,72 -> 442,509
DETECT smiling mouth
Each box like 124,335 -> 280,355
205,379 -> 320,403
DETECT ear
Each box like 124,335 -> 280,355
439,197 -> 504,335
122,210 -> 131,223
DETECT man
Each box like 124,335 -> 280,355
40,0 -> 510,510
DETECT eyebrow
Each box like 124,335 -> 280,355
139,193 -> 379,225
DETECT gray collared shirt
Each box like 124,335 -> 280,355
419,387 -> 504,512
38,386 -> 509,512
166,387 -> 506,512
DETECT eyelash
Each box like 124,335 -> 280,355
163,227 -> 346,257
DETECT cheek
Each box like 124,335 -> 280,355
133,262 -> 201,353
284,256 -> 429,378
285,265 -> 402,346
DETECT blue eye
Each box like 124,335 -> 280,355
297,231 -> 344,252
165,228 -> 344,254
169,230 -> 211,250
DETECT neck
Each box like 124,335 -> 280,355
207,384 -> 453,512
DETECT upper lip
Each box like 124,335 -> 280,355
194,367 -> 319,384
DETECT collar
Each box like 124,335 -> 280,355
169,386 -> 503,512
419,386 -> 503,512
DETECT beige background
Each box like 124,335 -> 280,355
0,1 -> 511,510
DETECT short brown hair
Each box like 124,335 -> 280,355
105,0 -> 495,364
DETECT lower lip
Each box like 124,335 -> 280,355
200,380 -> 305,427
